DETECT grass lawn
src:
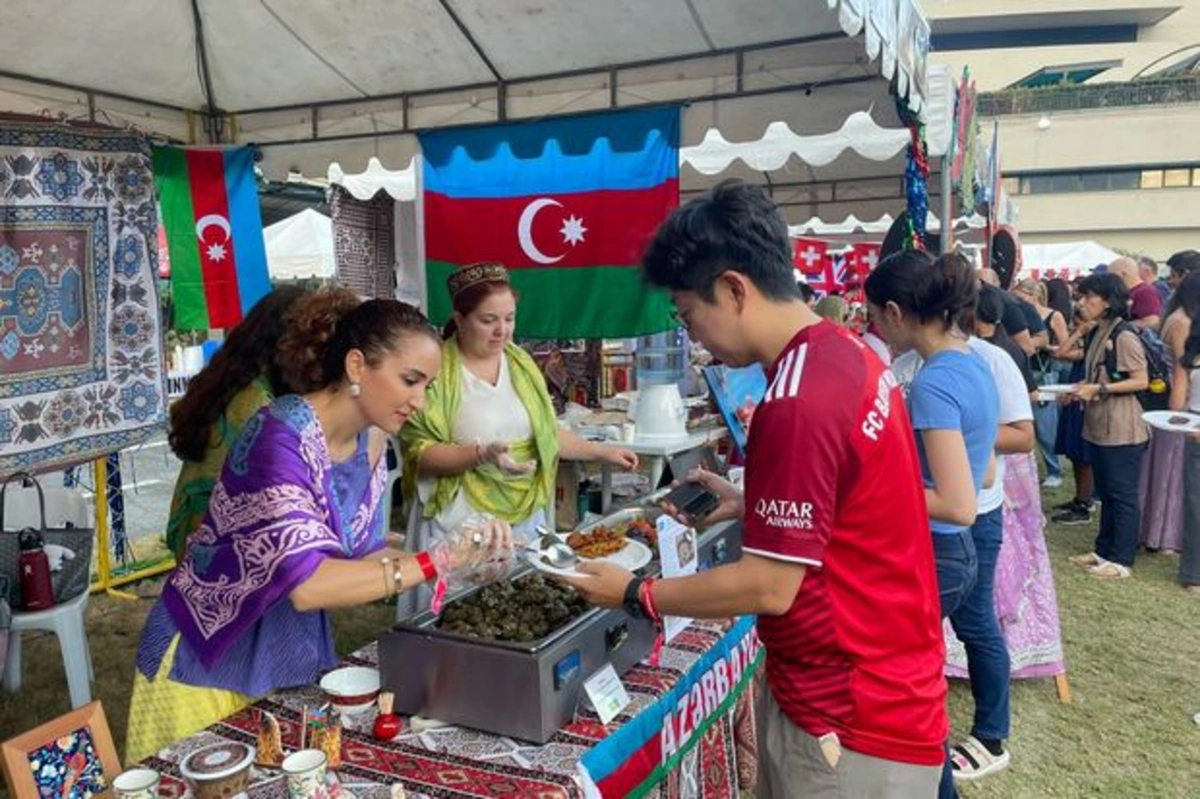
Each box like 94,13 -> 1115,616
2,482 -> 1198,798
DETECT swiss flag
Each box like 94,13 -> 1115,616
793,237 -> 828,276
851,243 -> 881,278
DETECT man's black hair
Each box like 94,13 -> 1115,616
798,281 -> 815,303
976,283 -> 1006,326
641,179 -> 801,302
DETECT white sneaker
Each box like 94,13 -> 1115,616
1042,476 -> 1063,489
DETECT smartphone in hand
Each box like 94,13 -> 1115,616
663,481 -> 720,523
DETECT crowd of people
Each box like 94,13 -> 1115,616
135,176 -> 1199,798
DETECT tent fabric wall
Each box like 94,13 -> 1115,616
263,208 -> 335,280
1020,241 -> 1121,282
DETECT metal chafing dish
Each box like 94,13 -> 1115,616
378,505 -> 743,743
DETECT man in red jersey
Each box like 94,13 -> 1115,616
561,180 -> 946,798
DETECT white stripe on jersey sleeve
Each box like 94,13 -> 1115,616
786,344 -> 808,398
743,546 -> 822,568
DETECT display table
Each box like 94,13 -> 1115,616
137,618 -> 760,799
597,429 -> 728,513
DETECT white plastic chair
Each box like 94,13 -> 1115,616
3,590 -> 94,708
1,483 -> 95,709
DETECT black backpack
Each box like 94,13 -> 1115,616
1102,322 -> 1173,411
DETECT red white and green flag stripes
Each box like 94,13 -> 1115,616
153,146 -> 271,329
419,107 -> 680,339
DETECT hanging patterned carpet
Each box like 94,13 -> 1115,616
0,120 -> 166,477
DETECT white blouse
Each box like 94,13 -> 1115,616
451,356 -> 533,444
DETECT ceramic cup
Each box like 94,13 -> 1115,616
281,749 -> 328,799
113,768 -> 160,799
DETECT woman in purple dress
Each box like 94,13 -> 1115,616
126,291 -> 513,763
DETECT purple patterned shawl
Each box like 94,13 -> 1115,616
162,395 -> 385,669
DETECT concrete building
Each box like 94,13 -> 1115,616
926,0 -> 1200,260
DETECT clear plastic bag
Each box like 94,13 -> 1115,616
427,514 -> 516,610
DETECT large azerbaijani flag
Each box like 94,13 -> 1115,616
153,146 -> 271,329
420,107 -> 679,338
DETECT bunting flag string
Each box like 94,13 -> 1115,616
791,237 -> 882,299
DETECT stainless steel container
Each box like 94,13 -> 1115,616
379,583 -> 657,743
378,508 -> 742,743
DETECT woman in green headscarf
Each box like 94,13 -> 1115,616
400,263 -> 638,551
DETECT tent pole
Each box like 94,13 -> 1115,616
190,0 -> 222,143
940,155 -> 954,252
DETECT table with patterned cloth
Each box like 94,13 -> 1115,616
138,619 -> 760,799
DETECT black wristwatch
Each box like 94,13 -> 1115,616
622,576 -> 646,619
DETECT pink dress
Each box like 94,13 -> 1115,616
1138,310 -> 1186,552
946,452 -> 1066,678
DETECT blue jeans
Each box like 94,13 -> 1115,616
1092,442 -> 1148,568
934,530 -> 978,619
939,508 -> 1009,799
933,529 -> 976,799
1033,368 -> 1062,478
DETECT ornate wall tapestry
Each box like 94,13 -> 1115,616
0,120 -> 166,477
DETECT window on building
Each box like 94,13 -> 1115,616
1009,60 -> 1123,89
1081,172 -> 1109,192
1027,175 -> 1056,194
1050,174 -> 1084,193
1007,167 -> 1191,195
1109,171 -> 1140,191
1164,168 -> 1191,188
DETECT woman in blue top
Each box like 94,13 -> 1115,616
866,251 -> 1001,619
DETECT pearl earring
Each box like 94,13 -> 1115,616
349,382 -> 362,397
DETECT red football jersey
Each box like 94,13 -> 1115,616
743,321 -> 948,767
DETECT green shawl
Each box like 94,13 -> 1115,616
400,339 -> 559,523
165,376 -> 274,560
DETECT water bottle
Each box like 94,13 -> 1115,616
635,330 -> 686,387
18,528 -> 55,611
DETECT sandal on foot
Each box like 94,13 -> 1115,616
950,736 -> 1011,781
1088,561 -> 1131,580
1068,552 -> 1101,567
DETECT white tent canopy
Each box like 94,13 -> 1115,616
0,0 -> 930,184
263,208 -> 335,281
323,61 -> 955,230
1020,241 -> 1120,282
323,107 -> 933,203
789,210 -> 987,237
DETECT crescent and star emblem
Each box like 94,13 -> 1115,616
517,198 -> 587,264
195,214 -> 232,262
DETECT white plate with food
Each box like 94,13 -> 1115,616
1143,410 -> 1200,433
525,534 -> 653,578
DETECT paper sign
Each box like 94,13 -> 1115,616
584,663 -> 632,725
656,516 -> 698,644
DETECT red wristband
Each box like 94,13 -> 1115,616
416,551 -> 438,581
640,577 -> 662,626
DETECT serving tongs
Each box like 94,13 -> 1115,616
520,525 -> 578,569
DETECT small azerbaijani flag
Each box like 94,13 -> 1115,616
153,146 -> 271,329
420,107 -> 678,338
